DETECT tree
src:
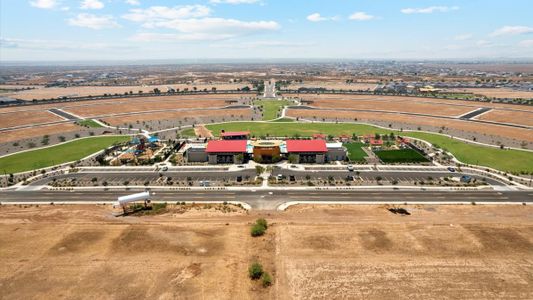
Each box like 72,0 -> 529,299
261,272 -> 272,287
249,262 -> 263,280
251,223 -> 266,237
288,154 -> 298,164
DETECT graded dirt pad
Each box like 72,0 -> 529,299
63,99 -> 230,118
308,98 -> 473,117
10,84 -> 253,101
0,110 -> 63,129
101,108 -> 252,126
450,88 -> 533,99
0,204 -> 531,299
0,123 -> 80,144
476,109 -> 533,127
300,94 -> 533,112
287,109 -> 533,142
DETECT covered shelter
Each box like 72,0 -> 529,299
286,140 -> 327,163
206,140 -> 248,164
220,131 -> 250,140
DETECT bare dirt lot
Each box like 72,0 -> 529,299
101,108 -> 252,126
9,84 -> 253,101
0,123 -> 81,144
0,110 -> 63,129
308,98 -> 473,117
287,109 -> 533,142
0,204 -> 531,300
299,94 -> 533,112
476,109 -> 533,127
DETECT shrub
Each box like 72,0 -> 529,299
249,262 -> 263,280
256,218 -> 268,229
251,223 -> 266,237
261,272 -> 272,287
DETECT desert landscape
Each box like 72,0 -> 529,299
0,204 -> 531,299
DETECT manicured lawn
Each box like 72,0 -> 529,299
205,122 -> 390,138
180,128 -> 195,137
76,119 -> 103,128
0,136 -> 130,174
375,149 -> 430,163
179,121 -> 533,173
254,99 -> 292,120
402,132 -> 533,173
345,142 -> 367,162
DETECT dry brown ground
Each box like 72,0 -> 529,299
288,82 -> 377,91
11,84 -> 253,101
0,123 -> 80,144
101,108 -> 252,126
64,99 -> 229,118
0,204 -> 531,300
309,99 -> 472,117
476,109 -> 533,127
300,94 -> 533,112
287,109 -> 533,142
194,125 -> 214,138
0,94 -> 255,114
450,88 -> 533,99
0,110 -> 63,129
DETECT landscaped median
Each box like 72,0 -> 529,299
0,135 -> 130,174
180,121 -> 533,174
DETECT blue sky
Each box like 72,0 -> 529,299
1,0 -> 532,61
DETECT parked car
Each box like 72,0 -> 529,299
447,167 -> 456,172
347,165 -> 354,172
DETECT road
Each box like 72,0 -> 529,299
263,80 -> 277,98
1,190 -> 531,210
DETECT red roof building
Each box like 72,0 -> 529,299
312,133 -> 326,140
369,138 -> 383,146
286,140 -> 327,153
206,140 -> 247,153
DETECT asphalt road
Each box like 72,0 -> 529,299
1,190 -> 531,210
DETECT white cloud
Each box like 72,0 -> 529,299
123,5 -> 211,23
29,0 -> 58,9
401,6 -> 459,14
81,0 -> 103,10
306,13 -> 336,22
209,0 -> 259,4
0,37 -> 132,51
349,12 -> 375,21
454,33 -> 472,41
125,0 -> 140,5
518,39 -> 533,47
68,13 -> 120,29
490,26 -> 533,37
124,5 -> 279,41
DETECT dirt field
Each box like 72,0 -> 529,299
9,84 -> 253,101
288,82 -> 377,91
0,123 -> 81,144
476,109 -> 533,127
64,99 -> 230,118
449,88 -> 533,99
308,98 -> 473,117
299,94 -> 533,112
287,109 -> 533,142
0,204 -> 531,299
0,110 -> 63,129
101,108 -> 252,126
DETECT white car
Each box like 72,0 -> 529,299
347,165 -> 354,171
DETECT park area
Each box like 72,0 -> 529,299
375,149 -> 430,163
344,142 -> 367,162
1,204 -> 532,299
253,99 -> 293,120
182,122 -> 533,173
0,135 -> 129,174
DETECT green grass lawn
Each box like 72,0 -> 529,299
402,132 -> 533,173
204,122 -> 390,138
178,122 -> 533,173
76,119 -> 103,128
375,149 -> 430,163
270,118 -> 295,122
253,99 -> 292,120
0,136 -> 130,174
344,142 -> 368,162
